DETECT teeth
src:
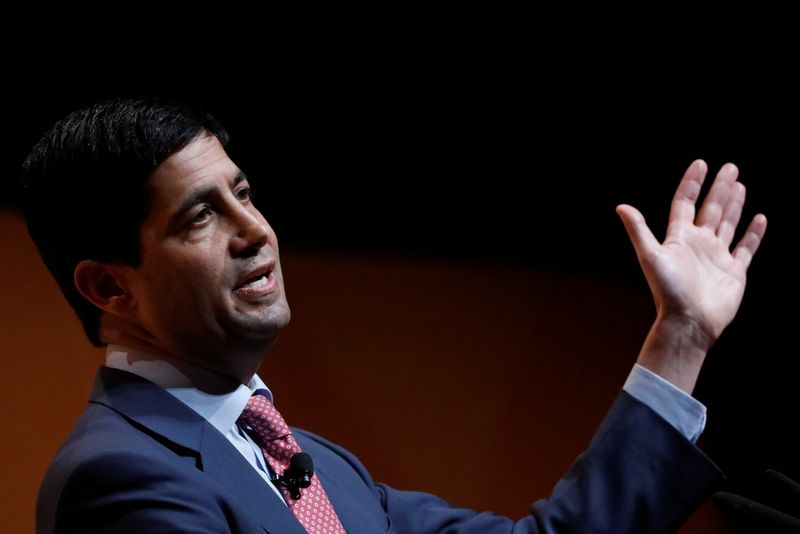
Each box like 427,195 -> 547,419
243,274 -> 267,289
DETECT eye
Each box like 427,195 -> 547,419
190,206 -> 213,225
235,186 -> 253,202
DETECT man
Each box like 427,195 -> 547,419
25,98 -> 766,533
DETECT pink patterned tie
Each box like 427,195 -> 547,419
238,392 -> 346,534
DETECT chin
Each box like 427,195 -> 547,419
232,307 -> 291,340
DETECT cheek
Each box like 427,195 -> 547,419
139,249 -> 225,307
173,255 -> 228,304
134,232 -> 235,316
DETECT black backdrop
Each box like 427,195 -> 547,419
4,2 -> 797,501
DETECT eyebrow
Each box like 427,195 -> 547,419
172,170 -> 248,224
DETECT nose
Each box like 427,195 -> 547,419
229,205 -> 271,258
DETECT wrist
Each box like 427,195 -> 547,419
653,313 -> 715,352
635,316 -> 711,395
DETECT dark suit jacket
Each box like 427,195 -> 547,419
37,367 -> 722,533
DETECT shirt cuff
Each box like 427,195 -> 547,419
622,363 -> 707,443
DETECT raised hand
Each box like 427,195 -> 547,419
616,160 -> 767,393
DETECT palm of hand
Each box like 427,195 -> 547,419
653,222 -> 747,342
617,160 -> 767,347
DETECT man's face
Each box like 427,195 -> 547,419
120,133 -> 290,371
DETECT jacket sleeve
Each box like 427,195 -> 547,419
376,391 -> 723,534
43,450 -> 233,534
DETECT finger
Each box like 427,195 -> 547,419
716,181 -> 746,248
669,159 -> 708,228
696,163 -> 739,230
616,204 -> 660,260
733,214 -> 768,270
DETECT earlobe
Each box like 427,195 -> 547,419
73,260 -> 133,315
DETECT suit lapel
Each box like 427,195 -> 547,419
90,367 -> 306,534
294,432 -> 389,533
198,421 -> 307,534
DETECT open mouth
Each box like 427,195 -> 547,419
234,264 -> 275,291
238,273 -> 269,290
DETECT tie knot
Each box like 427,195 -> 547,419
238,393 -> 291,442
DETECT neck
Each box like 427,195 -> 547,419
105,344 -> 246,394
99,316 -> 275,385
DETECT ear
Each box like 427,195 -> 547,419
73,260 -> 134,316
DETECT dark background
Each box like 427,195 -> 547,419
3,1 -> 797,526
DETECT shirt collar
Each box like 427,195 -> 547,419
105,344 -> 273,436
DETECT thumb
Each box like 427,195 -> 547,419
616,204 -> 659,259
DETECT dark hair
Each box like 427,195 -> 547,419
21,97 -> 230,346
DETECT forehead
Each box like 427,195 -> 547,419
147,133 -> 236,204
